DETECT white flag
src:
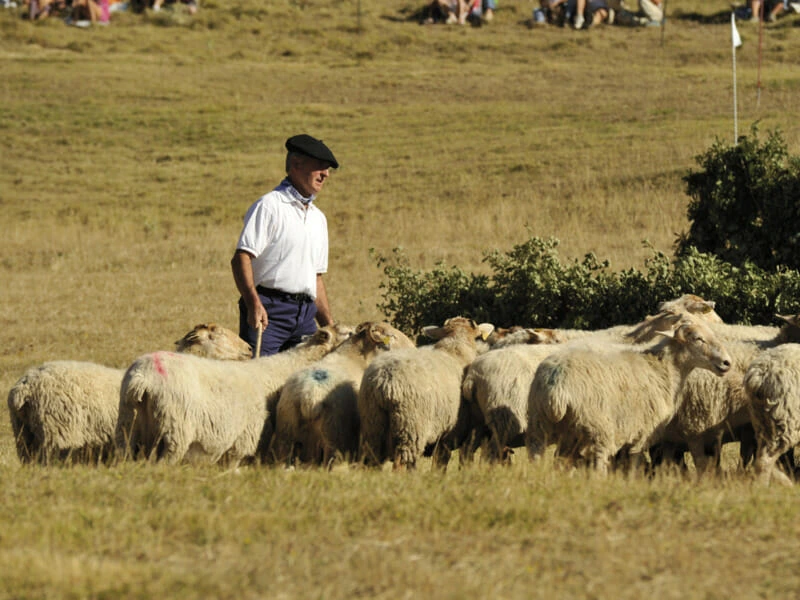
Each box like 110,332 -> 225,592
731,13 -> 742,48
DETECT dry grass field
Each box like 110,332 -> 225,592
2,0 -> 800,597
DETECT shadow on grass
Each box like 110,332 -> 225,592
671,8 -> 800,26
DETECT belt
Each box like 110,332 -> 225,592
256,286 -> 313,304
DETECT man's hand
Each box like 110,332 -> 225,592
249,301 -> 269,331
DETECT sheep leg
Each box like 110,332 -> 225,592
777,447 -> 797,476
392,443 -> 417,470
737,423 -> 757,468
487,409 -> 521,465
749,406 -> 796,485
358,407 -> 389,468
431,441 -> 452,471
625,451 -> 646,477
688,439 -> 713,477
271,424 -> 297,466
588,440 -> 613,476
593,453 -> 611,476
321,416 -> 358,465
526,425 -> 548,463
156,432 -> 190,465
389,409 -> 419,470
754,448 -> 793,486
457,426 -> 484,466
483,431 -> 503,464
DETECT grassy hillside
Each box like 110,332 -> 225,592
1,1 -> 800,597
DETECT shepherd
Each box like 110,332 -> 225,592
231,134 -> 338,356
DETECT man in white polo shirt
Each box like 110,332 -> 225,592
231,134 -> 337,356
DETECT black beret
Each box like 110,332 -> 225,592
285,134 -> 339,169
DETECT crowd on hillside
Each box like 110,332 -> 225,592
5,0 -> 797,29
422,0 -> 799,28
7,0 -> 196,26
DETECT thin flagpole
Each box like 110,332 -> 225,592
756,1 -> 764,108
732,12 -> 740,144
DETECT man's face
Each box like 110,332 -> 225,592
290,155 -> 331,198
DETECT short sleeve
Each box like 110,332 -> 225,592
236,197 -> 272,257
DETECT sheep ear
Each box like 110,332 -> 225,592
699,301 -> 716,313
316,328 -> 333,343
422,325 -> 444,339
477,323 -> 495,341
529,328 -> 555,344
663,323 -> 694,343
683,298 -> 716,314
355,322 -> 371,336
175,324 -> 207,350
655,328 -> 676,340
367,324 -> 393,347
776,314 -> 800,327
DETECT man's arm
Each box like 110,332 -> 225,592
231,249 -> 268,330
315,273 -> 333,327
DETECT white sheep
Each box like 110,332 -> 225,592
461,343 -> 563,464
358,317 -> 494,470
272,321 -> 415,467
743,342 -> 800,485
7,323 -> 251,465
519,294 -> 723,346
460,301 -> 721,465
526,313 -> 732,475
7,361 -> 124,465
116,323 -> 353,466
650,314 -> 800,474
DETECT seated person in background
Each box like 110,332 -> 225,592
749,0 -> 786,21
24,0 -> 65,19
571,0 -> 612,28
467,0 -> 496,22
539,0 -> 567,25
637,0 -> 662,24
424,0 -> 470,23
70,0 -> 109,23
152,0 -> 197,13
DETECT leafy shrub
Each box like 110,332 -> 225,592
678,128 -> 800,271
374,238 -> 800,334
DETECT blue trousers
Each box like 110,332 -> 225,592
238,292 -> 318,357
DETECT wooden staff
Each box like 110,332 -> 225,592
254,323 -> 263,359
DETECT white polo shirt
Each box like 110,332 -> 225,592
236,179 -> 328,299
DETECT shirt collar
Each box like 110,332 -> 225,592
279,178 -> 315,206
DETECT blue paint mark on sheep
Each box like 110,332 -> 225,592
545,363 -> 563,388
311,369 -> 329,383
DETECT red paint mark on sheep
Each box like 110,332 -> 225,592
152,352 -> 167,378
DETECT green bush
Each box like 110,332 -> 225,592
678,128 -> 800,271
374,238 -> 800,334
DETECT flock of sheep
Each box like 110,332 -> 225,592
7,295 -> 800,485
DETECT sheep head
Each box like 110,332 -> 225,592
658,293 -> 723,323
488,327 -> 560,348
174,323 -> 253,361
422,317 -> 495,342
656,316 -> 732,377
304,323 -> 355,349
353,321 -> 415,352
